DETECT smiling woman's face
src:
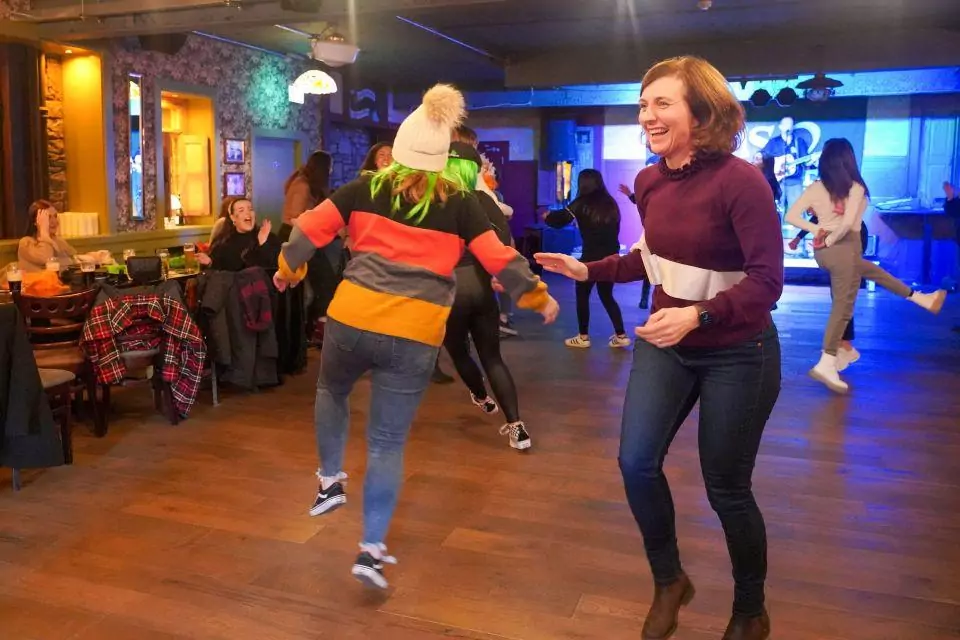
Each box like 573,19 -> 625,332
230,199 -> 256,233
375,145 -> 393,169
639,75 -> 696,168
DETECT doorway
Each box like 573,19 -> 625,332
252,136 -> 299,229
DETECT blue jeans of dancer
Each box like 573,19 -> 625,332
315,318 -> 437,545
619,325 -> 781,616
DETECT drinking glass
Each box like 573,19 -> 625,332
122,248 -> 136,262
46,257 -> 60,272
79,256 -> 96,287
6,263 -> 22,294
183,243 -> 197,271
157,249 -> 170,279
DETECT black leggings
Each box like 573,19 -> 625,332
443,266 -> 520,423
576,281 -> 625,336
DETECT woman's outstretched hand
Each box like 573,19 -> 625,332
534,253 -> 588,282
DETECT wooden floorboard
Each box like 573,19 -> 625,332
2,279 -> 959,639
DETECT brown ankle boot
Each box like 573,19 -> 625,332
722,609 -> 770,640
641,573 -> 695,640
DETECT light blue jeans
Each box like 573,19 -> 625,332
315,318 -> 437,544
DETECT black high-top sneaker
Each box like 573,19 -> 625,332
499,421 -> 531,451
351,545 -> 397,589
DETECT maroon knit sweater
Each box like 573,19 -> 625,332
586,154 -> 783,348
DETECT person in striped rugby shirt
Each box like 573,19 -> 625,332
273,84 -> 558,589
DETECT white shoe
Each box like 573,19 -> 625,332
565,335 -> 591,348
608,334 -> 632,348
836,346 -> 860,372
910,289 -> 947,314
809,351 -> 848,394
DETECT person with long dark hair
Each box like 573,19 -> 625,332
280,151 -> 340,341
205,197 -> 281,272
358,142 -> 393,174
786,137 -> 946,394
546,169 -> 630,348
537,56 -> 783,640
274,85 -> 557,589
443,142 -> 531,450
18,200 -> 77,272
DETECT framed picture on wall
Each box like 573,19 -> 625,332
223,138 -> 245,164
223,172 -> 246,197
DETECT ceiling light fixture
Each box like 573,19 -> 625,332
697,0 -> 712,10
310,27 -> 359,67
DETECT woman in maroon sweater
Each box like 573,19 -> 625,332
537,57 -> 782,640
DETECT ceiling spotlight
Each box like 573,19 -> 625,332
749,89 -> 772,107
64,48 -> 73,54
775,87 -> 798,107
697,0 -> 713,10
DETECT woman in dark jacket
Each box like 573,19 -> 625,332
206,197 -> 281,272
545,169 -> 630,349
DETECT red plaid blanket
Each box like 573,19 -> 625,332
80,294 -> 206,417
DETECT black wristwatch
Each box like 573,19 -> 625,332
696,305 -> 713,327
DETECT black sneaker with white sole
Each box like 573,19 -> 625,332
351,550 -> 397,589
308,481 -> 346,516
499,421 -> 531,450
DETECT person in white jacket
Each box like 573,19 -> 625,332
784,138 -> 945,394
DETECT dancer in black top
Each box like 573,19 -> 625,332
443,142 -> 531,451
547,169 -> 630,349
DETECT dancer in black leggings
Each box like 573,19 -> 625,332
547,169 -> 630,349
443,142 -> 531,451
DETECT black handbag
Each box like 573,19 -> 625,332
125,256 -> 163,285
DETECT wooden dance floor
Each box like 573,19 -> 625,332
2,280 -> 959,640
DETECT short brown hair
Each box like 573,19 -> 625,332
452,125 -> 478,147
641,56 -> 744,156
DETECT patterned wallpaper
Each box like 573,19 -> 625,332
0,0 -> 28,20
109,34 -> 324,231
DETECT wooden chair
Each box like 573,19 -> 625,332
12,369 -> 75,491
15,288 -> 107,436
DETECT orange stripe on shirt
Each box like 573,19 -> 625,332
467,229 -> 516,274
348,211 -> 465,276
297,199 -> 346,248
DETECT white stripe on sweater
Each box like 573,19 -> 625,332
636,235 -> 746,301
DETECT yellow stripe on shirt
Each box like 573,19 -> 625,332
327,279 -> 451,347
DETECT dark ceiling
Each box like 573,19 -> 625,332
16,0 -> 960,90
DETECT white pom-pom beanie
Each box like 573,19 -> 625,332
392,84 -> 466,172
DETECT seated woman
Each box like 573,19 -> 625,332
201,197 -> 281,272
208,196 -> 238,245
18,200 -> 77,272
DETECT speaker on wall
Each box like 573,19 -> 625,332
138,34 -> 188,56
540,119 -> 577,166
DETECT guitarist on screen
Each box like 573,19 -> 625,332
761,116 -> 815,215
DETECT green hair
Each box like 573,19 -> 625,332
369,161 -> 467,225
445,156 -> 479,194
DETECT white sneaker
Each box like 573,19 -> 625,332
565,335 -> 591,348
910,289 -> 947,314
608,334 -> 632,348
836,346 -> 860,372
809,351 -> 848,394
